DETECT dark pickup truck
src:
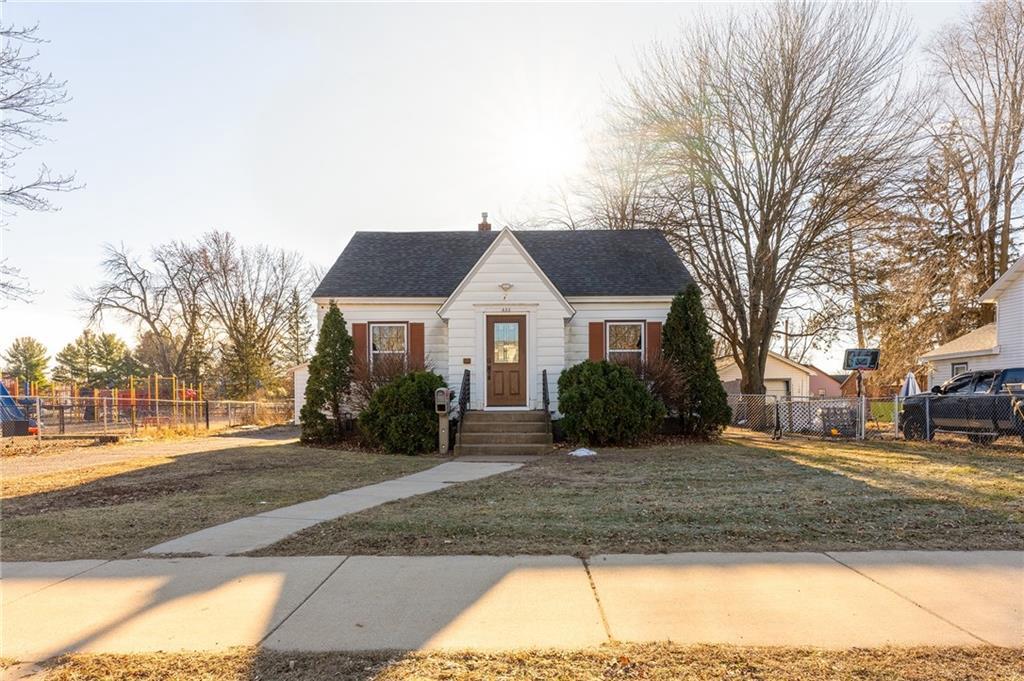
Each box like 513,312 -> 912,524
901,368 -> 1024,444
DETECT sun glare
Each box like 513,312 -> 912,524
488,102 -> 589,196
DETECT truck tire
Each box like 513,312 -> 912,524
903,415 -> 932,441
967,433 -> 997,446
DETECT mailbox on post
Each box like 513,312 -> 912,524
435,388 -> 452,453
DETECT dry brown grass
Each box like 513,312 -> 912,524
36,644 -> 1024,680
258,431 -> 1024,557
1,442 -> 436,561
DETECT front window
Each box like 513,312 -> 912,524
607,322 -> 643,365
370,323 -> 406,368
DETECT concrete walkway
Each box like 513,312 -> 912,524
144,462 -> 522,555
1,551 -> 1019,661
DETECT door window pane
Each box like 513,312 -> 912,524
493,322 -> 519,363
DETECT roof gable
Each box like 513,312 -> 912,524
313,229 -> 693,299
437,229 -> 574,318
716,351 -> 816,376
981,256 -> 1024,303
920,322 -> 999,361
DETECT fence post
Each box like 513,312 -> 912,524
925,395 -> 931,440
35,398 -> 42,442
893,396 -> 900,438
204,400 -> 210,430
227,402 -> 232,427
103,398 -> 108,434
858,396 -> 866,440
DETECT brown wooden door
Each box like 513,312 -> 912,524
486,315 -> 526,407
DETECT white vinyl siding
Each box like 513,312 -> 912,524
565,302 -> 671,367
995,271 -> 1024,369
315,302 -> 449,383
441,235 -> 568,411
927,267 -> 1023,386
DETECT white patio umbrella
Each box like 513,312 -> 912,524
898,372 -> 921,398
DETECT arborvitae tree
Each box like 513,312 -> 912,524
300,303 -> 354,442
2,336 -> 49,387
280,287 -> 315,369
663,285 -> 731,437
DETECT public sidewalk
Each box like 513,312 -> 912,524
1,551 -> 1020,662
144,461 -> 522,555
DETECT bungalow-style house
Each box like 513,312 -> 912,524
297,216 -> 693,436
920,257 -> 1024,385
716,351 -> 816,397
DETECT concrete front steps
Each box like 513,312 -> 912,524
454,410 -> 553,456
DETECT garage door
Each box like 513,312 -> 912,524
764,379 -> 791,397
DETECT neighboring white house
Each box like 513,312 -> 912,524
920,256 -> 1024,385
716,351 -> 816,397
294,216 -> 693,416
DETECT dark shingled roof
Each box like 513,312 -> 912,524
313,229 -> 693,299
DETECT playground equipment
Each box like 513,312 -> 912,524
0,382 -> 35,436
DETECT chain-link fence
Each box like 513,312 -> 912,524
727,393 -> 1024,448
0,396 -> 294,439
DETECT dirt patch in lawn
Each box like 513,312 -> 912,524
1,443 -> 438,561
33,644 -> 1024,680
257,431 -> 1024,557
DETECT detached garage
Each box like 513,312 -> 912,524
716,352 -> 816,397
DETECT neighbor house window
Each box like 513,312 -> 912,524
951,362 -> 968,376
606,322 -> 643,364
370,323 -> 407,368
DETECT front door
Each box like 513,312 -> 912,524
486,315 -> 527,407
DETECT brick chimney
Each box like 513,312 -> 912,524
478,212 -> 491,232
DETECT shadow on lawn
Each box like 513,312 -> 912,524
0,441 -> 437,562
253,436 -> 1023,557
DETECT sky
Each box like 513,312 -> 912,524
0,1 -> 970,374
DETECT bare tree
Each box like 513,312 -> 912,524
621,1 -> 920,393
77,241 -> 209,380
927,0 -> 1024,307
1,24 -> 77,301
197,232 -> 312,398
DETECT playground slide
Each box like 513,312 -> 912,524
0,382 -> 28,423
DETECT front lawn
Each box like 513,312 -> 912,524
27,644 -> 1023,681
258,431 -> 1024,556
1,442 -> 436,561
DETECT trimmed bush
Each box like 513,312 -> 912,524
557,360 -> 665,446
358,370 -> 447,455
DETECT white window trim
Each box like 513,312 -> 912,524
369,323 -> 408,368
951,361 -> 969,376
606,321 -> 644,361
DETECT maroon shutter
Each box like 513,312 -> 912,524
352,323 -> 368,371
646,321 -> 662,362
408,322 -> 425,369
588,322 -> 605,361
